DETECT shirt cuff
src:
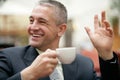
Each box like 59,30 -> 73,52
105,52 -> 118,64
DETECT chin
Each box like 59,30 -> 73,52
29,41 -> 40,48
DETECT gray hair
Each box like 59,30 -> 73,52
38,0 -> 67,25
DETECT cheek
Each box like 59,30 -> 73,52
49,27 -> 59,34
27,26 -> 31,34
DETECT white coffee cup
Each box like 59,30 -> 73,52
56,47 -> 76,64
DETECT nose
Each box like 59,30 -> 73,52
30,21 -> 39,30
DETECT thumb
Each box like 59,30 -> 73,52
84,27 -> 91,37
84,27 -> 93,43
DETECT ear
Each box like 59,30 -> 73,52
57,23 -> 67,37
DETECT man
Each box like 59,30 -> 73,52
0,0 -> 119,80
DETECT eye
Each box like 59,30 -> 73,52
29,18 -> 34,24
38,19 -> 45,23
38,18 -> 48,25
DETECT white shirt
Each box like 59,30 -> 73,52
36,49 -> 64,80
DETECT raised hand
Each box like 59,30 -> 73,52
85,11 -> 114,60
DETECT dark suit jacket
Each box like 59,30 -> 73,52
99,53 -> 120,80
0,45 -> 118,80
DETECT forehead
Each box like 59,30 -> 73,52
30,5 -> 55,20
33,5 -> 53,13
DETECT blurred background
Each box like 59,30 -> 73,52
0,0 -> 120,77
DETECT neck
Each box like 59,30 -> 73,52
37,39 -> 60,51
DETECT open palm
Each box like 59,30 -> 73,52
85,11 -> 114,60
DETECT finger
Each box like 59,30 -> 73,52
101,22 -> 106,28
85,27 -> 94,43
85,27 -> 90,35
41,56 -> 58,66
51,58 -> 58,65
101,11 -> 106,27
46,57 -> 58,65
47,61 -> 58,73
84,27 -> 92,39
46,63 -> 55,70
102,20 -> 111,29
94,15 -> 99,29
40,49 -> 57,58
103,20 -> 110,29
101,11 -> 106,23
45,49 -> 57,58
106,27 -> 113,36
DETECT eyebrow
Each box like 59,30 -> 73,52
29,16 -> 33,19
29,16 -> 49,23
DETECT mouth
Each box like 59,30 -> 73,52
31,32 -> 45,40
32,34 -> 43,37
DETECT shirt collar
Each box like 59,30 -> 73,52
36,48 -> 43,55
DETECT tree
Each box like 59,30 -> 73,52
110,0 -> 120,12
110,0 -> 120,35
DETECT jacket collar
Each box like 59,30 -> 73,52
23,46 -> 38,66
23,46 -> 50,80
62,61 -> 76,80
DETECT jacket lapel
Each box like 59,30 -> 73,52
23,46 -> 50,80
23,46 -> 38,66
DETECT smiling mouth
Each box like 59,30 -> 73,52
32,34 -> 44,38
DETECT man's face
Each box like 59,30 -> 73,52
27,5 -> 61,51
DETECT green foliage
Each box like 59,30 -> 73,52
110,0 -> 120,12
110,0 -> 120,27
110,16 -> 118,26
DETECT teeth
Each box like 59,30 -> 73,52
32,33 -> 44,37
33,34 -> 40,37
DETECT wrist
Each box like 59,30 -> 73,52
20,67 -> 38,80
98,50 -> 113,60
